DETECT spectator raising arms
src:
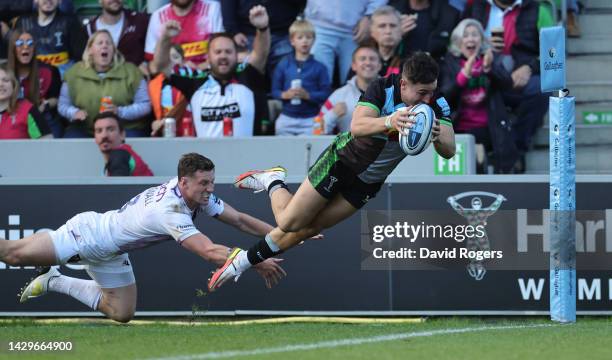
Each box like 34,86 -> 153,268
12,0 -> 87,76
0,65 -> 52,139
151,5 -> 271,138
272,19 -> 330,136
317,45 -> 381,134
7,29 -> 63,138
59,30 -> 151,138
439,19 -> 517,173
145,0 -> 224,69
84,0 -> 150,76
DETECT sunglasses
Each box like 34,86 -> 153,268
15,39 -> 34,47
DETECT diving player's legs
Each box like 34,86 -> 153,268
208,194 -> 358,290
268,193 -> 358,251
98,284 -> 137,323
0,232 -> 58,266
271,178 -> 329,232
16,214 -> 138,322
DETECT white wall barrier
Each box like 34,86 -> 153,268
0,135 -> 475,178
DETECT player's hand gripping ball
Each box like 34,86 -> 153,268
398,103 -> 435,156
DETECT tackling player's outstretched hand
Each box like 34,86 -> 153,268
253,258 -> 286,289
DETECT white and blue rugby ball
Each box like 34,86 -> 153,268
398,103 -> 435,156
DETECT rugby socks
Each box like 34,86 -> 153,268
267,180 -> 288,198
245,233 -> 283,266
49,275 -> 102,310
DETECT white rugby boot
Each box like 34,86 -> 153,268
19,266 -> 61,303
233,166 -> 287,193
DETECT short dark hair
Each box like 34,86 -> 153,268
208,32 -> 237,50
401,52 -> 439,85
178,153 -> 215,178
93,111 -> 124,131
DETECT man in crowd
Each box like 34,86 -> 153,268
94,112 -> 153,176
145,0 -> 224,69
318,45 -> 381,134
151,5 -> 270,137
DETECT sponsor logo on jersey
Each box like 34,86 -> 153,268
177,224 -> 195,231
200,103 -> 241,122
181,41 -> 208,58
37,52 -> 69,66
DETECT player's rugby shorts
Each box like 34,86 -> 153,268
48,211 -> 135,288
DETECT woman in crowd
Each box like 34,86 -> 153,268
439,18 -> 517,173
59,30 -> 151,137
0,65 -> 51,139
7,29 -> 63,137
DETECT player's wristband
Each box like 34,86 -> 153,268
257,26 -> 269,32
384,115 -> 393,130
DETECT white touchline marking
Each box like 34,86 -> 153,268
144,323 -> 556,360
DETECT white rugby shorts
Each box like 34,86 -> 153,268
48,211 -> 135,288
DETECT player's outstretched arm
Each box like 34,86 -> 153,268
181,233 -> 232,267
216,202 -> 274,237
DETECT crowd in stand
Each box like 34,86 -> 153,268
0,0 -> 579,173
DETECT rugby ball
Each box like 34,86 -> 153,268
398,103 -> 434,156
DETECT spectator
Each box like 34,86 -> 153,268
145,0 -> 224,69
271,19 -> 330,136
565,0 -> 580,38
304,0 -> 386,85
464,0 -> 554,172
147,0 -> 170,13
12,0 -> 87,76
59,30 -> 151,138
7,29 -> 63,138
439,18 -> 517,173
388,0 -> 460,61
84,0 -> 150,75
221,0 -> 306,81
151,6 -> 271,138
369,5 -> 403,77
148,44 -> 195,137
93,112 -> 153,176
317,45 -> 381,134
0,65 -> 52,139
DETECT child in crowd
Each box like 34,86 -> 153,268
271,19 -> 330,136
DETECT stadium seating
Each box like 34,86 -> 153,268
527,0 -> 612,173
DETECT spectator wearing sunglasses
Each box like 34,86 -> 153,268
7,29 -> 63,137
12,0 -> 87,76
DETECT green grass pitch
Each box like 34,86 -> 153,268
1,317 -> 611,359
